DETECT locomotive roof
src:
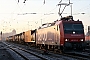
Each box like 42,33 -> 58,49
39,19 -> 82,29
39,16 -> 83,29
61,16 -> 73,21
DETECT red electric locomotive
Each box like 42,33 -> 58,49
35,16 -> 85,52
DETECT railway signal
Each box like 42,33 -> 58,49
1,31 -> 2,35
1,31 -> 2,41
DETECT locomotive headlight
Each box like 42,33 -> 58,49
65,39 -> 68,41
80,39 -> 83,41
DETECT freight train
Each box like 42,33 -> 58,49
6,16 -> 86,52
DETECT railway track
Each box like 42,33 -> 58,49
0,41 -> 16,60
62,52 -> 90,60
27,46 -> 90,60
3,43 -> 77,60
2,42 -> 48,60
5,41 -> 90,60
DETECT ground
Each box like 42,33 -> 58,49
0,49 -> 15,60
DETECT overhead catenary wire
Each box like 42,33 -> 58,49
70,0 -> 90,15
2,0 -> 27,33
4,1 -> 90,32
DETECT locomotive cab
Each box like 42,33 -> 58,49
60,16 -> 86,51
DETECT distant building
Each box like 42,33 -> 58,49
0,29 -> 16,41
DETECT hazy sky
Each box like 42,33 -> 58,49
0,0 -> 90,34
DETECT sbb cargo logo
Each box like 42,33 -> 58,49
37,33 -> 47,41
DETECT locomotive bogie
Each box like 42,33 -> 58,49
64,42 -> 85,50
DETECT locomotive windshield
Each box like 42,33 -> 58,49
63,23 -> 84,34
